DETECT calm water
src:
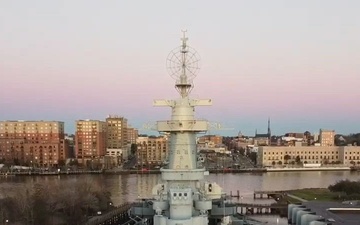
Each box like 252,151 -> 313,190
1,171 -> 360,225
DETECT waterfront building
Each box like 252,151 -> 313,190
127,127 -> 138,144
106,115 -> 128,149
257,146 -> 360,167
122,127 -> 138,162
0,120 -> 68,167
105,148 -> 122,168
75,120 -> 107,164
319,129 -> 335,146
106,148 -> 122,158
122,144 -> 131,161
136,136 -> 168,166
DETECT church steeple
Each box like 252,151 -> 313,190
267,117 -> 271,138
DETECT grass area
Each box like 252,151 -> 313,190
287,188 -> 342,202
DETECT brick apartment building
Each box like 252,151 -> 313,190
75,120 -> 107,164
0,121 -> 69,167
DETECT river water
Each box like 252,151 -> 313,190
1,170 -> 359,224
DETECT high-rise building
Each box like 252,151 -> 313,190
106,115 -> 128,149
127,127 -> 138,145
319,129 -> 335,146
0,120 -> 68,166
75,120 -> 107,163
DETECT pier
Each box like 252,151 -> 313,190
253,190 -> 285,199
230,190 -> 241,198
86,203 -> 135,225
235,203 -> 288,215
85,201 -> 288,225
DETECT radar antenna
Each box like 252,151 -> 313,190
166,31 -> 200,97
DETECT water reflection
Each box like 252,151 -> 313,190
1,171 -> 359,205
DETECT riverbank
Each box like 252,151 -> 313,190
0,170 -> 103,176
266,166 -> 351,172
0,166 -> 355,176
0,168 -> 265,176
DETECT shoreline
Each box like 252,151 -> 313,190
266,166 -> 351,172
0,166 -> 355,177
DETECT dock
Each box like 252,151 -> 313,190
235,202 -> 288,215
253,190 -> 285,199
85,202 -> 134,225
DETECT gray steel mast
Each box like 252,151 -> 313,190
151,31 -> 225,225
130,32 -> 235,225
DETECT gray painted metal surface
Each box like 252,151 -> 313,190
128,32 -> 263,225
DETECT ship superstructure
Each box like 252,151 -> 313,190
150,32 -> 224,225
129,32 -> 263,225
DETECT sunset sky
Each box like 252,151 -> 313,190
1,0 -> 359,136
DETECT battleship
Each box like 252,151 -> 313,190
128,32 -> 264,225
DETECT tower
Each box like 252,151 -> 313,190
129,32 -> 231,225
267,117 -> 271,138
151,31 -> 224,225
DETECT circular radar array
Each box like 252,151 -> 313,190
166,45 -> 201,81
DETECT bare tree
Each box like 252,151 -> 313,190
0,179 -> 112,225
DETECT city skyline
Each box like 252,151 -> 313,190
1,0 -> 359,136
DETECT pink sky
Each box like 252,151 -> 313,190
1,0 -> 359,136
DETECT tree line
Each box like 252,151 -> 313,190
328,179 -> 360,200
0,179 -> 112,225
335,133 -> 360,146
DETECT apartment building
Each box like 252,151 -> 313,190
127,127 -> 139,145
75,120 -> 107,163
257,146 -> 360,167
136,136 -> 168,166
106,116 -> 128,149
319,129 -> 335,146
0,121 -> 68,166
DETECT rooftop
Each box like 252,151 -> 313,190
303,201 -> 360,225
